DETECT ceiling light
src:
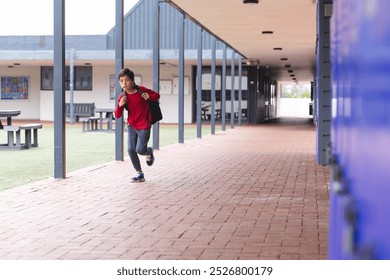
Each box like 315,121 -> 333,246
284,64 -> 291,68
280,58 -> 288,61
246,59 -> 260,66
273,47 -> 282,50
262,31 -> 273,34
243,0 -> 259,4
288,69 -> 293,73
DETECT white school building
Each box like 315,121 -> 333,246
0,0 -> 278,124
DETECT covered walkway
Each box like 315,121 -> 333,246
0,118 -> 329,260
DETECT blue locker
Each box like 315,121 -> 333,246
329,0 -> 390,259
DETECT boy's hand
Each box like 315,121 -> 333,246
119,95 -> 127,107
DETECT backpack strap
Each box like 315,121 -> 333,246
123,91 -> 129,111
133,84 -> 144,94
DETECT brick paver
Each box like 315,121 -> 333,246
0,118 -> 329,259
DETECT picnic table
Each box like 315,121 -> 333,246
96,108 -> 114,131
82,108 -> 114,132
0,110 -> 43,150
0,110 -> 20,127
201,105 -> 210,120
0,110 -> 21,149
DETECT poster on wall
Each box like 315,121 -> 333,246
159,80 -> 172,95
1,76 -> 29,100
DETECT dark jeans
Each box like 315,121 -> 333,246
127,125 -> 152,172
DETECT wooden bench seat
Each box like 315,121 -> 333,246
4,123 -> 43,149
65,103 -> 95,122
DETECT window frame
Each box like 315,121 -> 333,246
41,66 -> 93,91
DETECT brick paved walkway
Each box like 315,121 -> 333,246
0,117 -> 329,260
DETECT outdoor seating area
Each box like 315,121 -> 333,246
81,108 -> 115,132
201,101 -> 247,121
65,103 -> 115,133
65,102 -> 95,123
0,110 -> 43,150
0,105 -> 115,151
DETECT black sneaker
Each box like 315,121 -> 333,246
146,148 -> 154,166
131,172 -> 145,183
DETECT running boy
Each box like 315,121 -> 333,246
114,68 -> 160,183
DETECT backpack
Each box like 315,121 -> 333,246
147,99 -> 163,124
123,85 -> 163,125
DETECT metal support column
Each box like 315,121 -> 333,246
221,44 -> 227,131
178,12 -> 185,143
152,0 -> 160,150
211,37 -> 216,135
238,56 -> 242,127
115,0 -> 124,161
53,0 -> 66,179
230,50 -> 235,129
69,49 -> 75,126
316,0 -> 332,165
196,27 -> 203,138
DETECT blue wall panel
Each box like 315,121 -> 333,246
330,0 -> 390,259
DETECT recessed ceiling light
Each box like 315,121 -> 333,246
290,74 -> 295,77
14,63 -> 21,66
280,58 -> 288,61
284,64 -> 291,68
246,59 -> 260,65
262,31 -> 273,34
288,69 -> 293,73
8,65 -> 14,68
273,47 -> 282,51
243,0 -> 259,4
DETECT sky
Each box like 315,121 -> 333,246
0,0 -> 139,36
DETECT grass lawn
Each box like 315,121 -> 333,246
0,123 -> 219,191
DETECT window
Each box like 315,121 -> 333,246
41,66 -> 92,90
109,75 -> 116,100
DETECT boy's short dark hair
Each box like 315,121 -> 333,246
118,68 -> 135,81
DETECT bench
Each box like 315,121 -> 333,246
65,103 -> 95,122
4,123 -> 43,149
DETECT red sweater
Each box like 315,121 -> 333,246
114,86 -> 160,129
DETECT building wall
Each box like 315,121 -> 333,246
1,65 -> 193,123
0,65 -> 41,120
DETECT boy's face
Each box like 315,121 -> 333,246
119,75 -> 134,91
